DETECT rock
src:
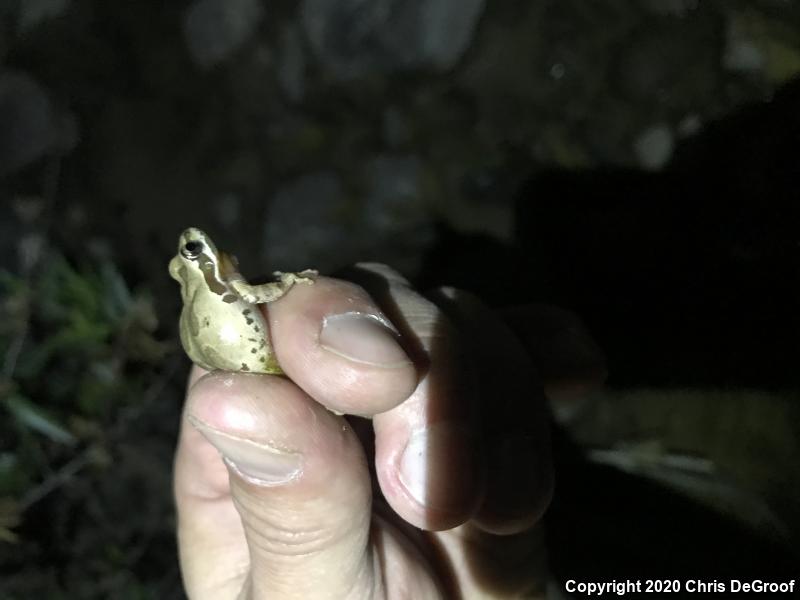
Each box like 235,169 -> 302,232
633,124 -> 674,171
415,0 -> 486,70
361,154 -> 435,271
214,192 -> 241,229
276,24 -> 305,103
614,24 -> 717,107
182,0 -> 264,68
723,21 -> 765,74
0,70 -> 60,175
363,154 -> 424,229
0,201 -> 25,272
264,159 -> 434,274
382,106 -> 412,147
640,0 -> 698,18
264,171 -> 351,271
722,11 -> 800,84
17,0 -> 70,33
677,113 -> 702,138
300,0 -> 485,80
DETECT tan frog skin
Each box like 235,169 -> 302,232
169,227 -> 316,374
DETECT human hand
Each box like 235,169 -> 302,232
173,264 -> 604,599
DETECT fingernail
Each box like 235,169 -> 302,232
320,312 -> 411,367
188,416 -> 302,485
399,424 -> 477,510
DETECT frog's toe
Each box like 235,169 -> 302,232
274,270 -> 317,285
297,269 -> 318,282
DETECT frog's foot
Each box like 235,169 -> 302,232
232,270 -> 317,303
273,269 -> 318,286
229,271 -> 315,303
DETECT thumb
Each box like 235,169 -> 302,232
185,371 -> 374,599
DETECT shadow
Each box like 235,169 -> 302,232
515,77 -> 800,388
547,428 -> 798,595
412,77 -> 800,592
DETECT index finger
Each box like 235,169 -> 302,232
265,275 -> 418,416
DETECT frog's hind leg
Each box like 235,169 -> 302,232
229,270 -> 317,303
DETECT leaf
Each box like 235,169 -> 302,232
0,527 -> 18,543
0,496 -> 20,543
0,452 -> 31,496
101,261 -> 133,322
4,395 -> 77,446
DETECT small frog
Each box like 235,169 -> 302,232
169,227 -> 316,374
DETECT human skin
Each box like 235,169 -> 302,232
173,263 -> 605,599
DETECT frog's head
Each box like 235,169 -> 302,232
169,227 -> 228,295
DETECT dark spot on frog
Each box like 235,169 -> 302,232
241,363 -> 250,371
243,309 -> 251,315
250,348 -> 257,354
222,294 -> 237,303
245,317 -> 254,325
247,337 -> 257,343
259,340 -> 265,348
259,356 -> 266,363
202,316 -> 210,328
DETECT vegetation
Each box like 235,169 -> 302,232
0,249 -> 185,598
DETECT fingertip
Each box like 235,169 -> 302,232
187,365 -> 209,389
473,437 -> 554,535
268,277 -> 419,415
185,371 -> 318,445
375,419 -> 485,531
179,371 -> 377,598
184,371 -> 370,492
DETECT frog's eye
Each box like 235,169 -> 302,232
182,240 -> 204,259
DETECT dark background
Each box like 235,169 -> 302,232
1,0 -> 798,597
